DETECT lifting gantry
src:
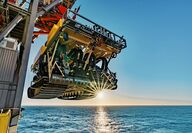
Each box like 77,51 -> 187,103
0,0 -> 126,132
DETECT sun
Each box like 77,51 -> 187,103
96,91 -> 105,99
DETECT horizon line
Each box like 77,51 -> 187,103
22,104 -> 192,107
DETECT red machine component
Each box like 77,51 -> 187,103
35,4 -> 67,33
33,0 -> 78,41
33,1 -> 78,42
8,0 -> 17,4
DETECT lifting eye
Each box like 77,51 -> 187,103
96,57 -> 108,71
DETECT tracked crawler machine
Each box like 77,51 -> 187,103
0,0 -> 126,131
28,11 -> 126,100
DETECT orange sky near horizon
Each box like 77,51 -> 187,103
22,90 -> 192,106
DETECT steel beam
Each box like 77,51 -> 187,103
0,15 -> 23,41
14,0 -> 39,108
7,3 -> 31,16
36,0 -> 62,17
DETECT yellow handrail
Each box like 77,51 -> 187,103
0,110 -> 11,133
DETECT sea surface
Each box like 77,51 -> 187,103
18,106 -> 192,133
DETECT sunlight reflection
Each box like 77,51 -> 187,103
94,106 -> 119,133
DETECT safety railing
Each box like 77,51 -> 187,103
67,10 -> 127,49
0,0 -> 32,11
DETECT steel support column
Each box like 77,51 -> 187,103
14,0 -> 39,108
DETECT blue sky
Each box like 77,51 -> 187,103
22,0 -> 192,105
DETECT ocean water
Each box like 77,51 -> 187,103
18,106 -> 192,133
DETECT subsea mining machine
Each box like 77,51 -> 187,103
0,0 -> 126,132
